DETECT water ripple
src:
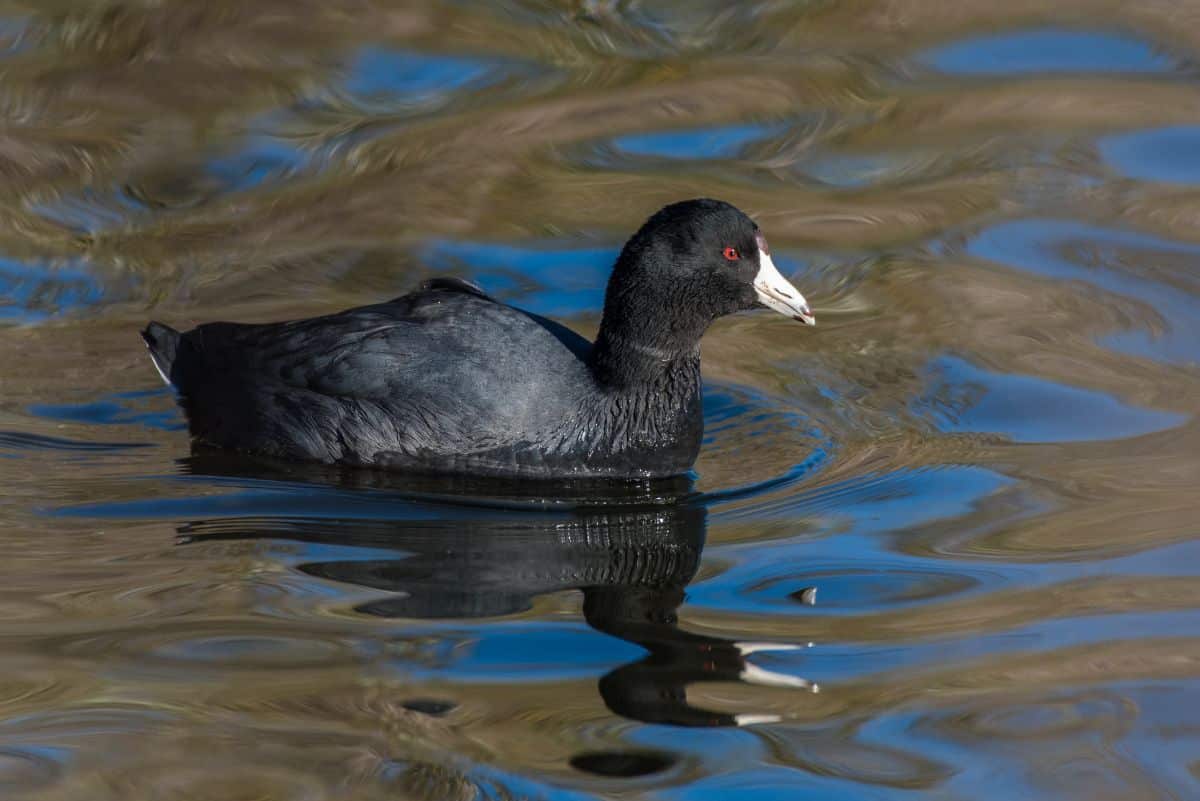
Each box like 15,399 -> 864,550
0,431 -> 150,453
0,747 -> 62,792
921,28 -> 1181,76
28,391 -> 182,431
1101,125 -> 1200,185
913,355 -> 1187,442
0,257 -> 106,323
0,2 -> 1199,799
968,219 -> 1200,364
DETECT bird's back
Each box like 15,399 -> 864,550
151,279 -> 599,473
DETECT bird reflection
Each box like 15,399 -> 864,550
178,450 -> 816,727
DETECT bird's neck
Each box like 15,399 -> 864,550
578,251 -> 711,473
588,327 -> 701,391
588,277 -> 710,392
585,315 -> 705,476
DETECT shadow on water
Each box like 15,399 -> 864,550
177,451 -> 817,730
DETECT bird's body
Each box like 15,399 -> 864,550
146,278 -> 702,477
143,199 -> 814,479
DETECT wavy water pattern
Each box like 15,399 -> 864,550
0,2 -> 1198,800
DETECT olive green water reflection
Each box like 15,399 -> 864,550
1,1 -> 1199,799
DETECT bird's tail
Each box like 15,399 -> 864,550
141,321 -> 180,386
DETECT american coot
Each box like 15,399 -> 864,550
142,198 -> 814,478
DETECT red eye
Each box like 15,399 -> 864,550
722,247 -> 739,261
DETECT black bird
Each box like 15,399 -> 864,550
142,199 -> 814,479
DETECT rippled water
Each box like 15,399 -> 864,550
1,2 -> 1198,799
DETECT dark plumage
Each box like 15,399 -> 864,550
142,198 -> 814,479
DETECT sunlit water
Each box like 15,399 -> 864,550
1,2 -> 1198,799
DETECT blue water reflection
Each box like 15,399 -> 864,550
0,258 -> 104,322
695,466 -> 1014,615
1101,126 -> 1200,184
337,45 -> 546,115
614,124 -> 781,160
421,239 -> 615,318
969,219 -> 1200,364
205,135 -> 308,193
29,391 -> 181,431
663,766 -> 872,801
346,47 -> 497,102
914,355 -> 1185,442
923,28 -> 1175,75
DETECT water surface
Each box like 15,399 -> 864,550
1,2 -> 1199,799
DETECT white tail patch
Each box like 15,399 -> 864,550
145,344 -> 173,387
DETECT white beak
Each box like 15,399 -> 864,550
754,251 -> 815,325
